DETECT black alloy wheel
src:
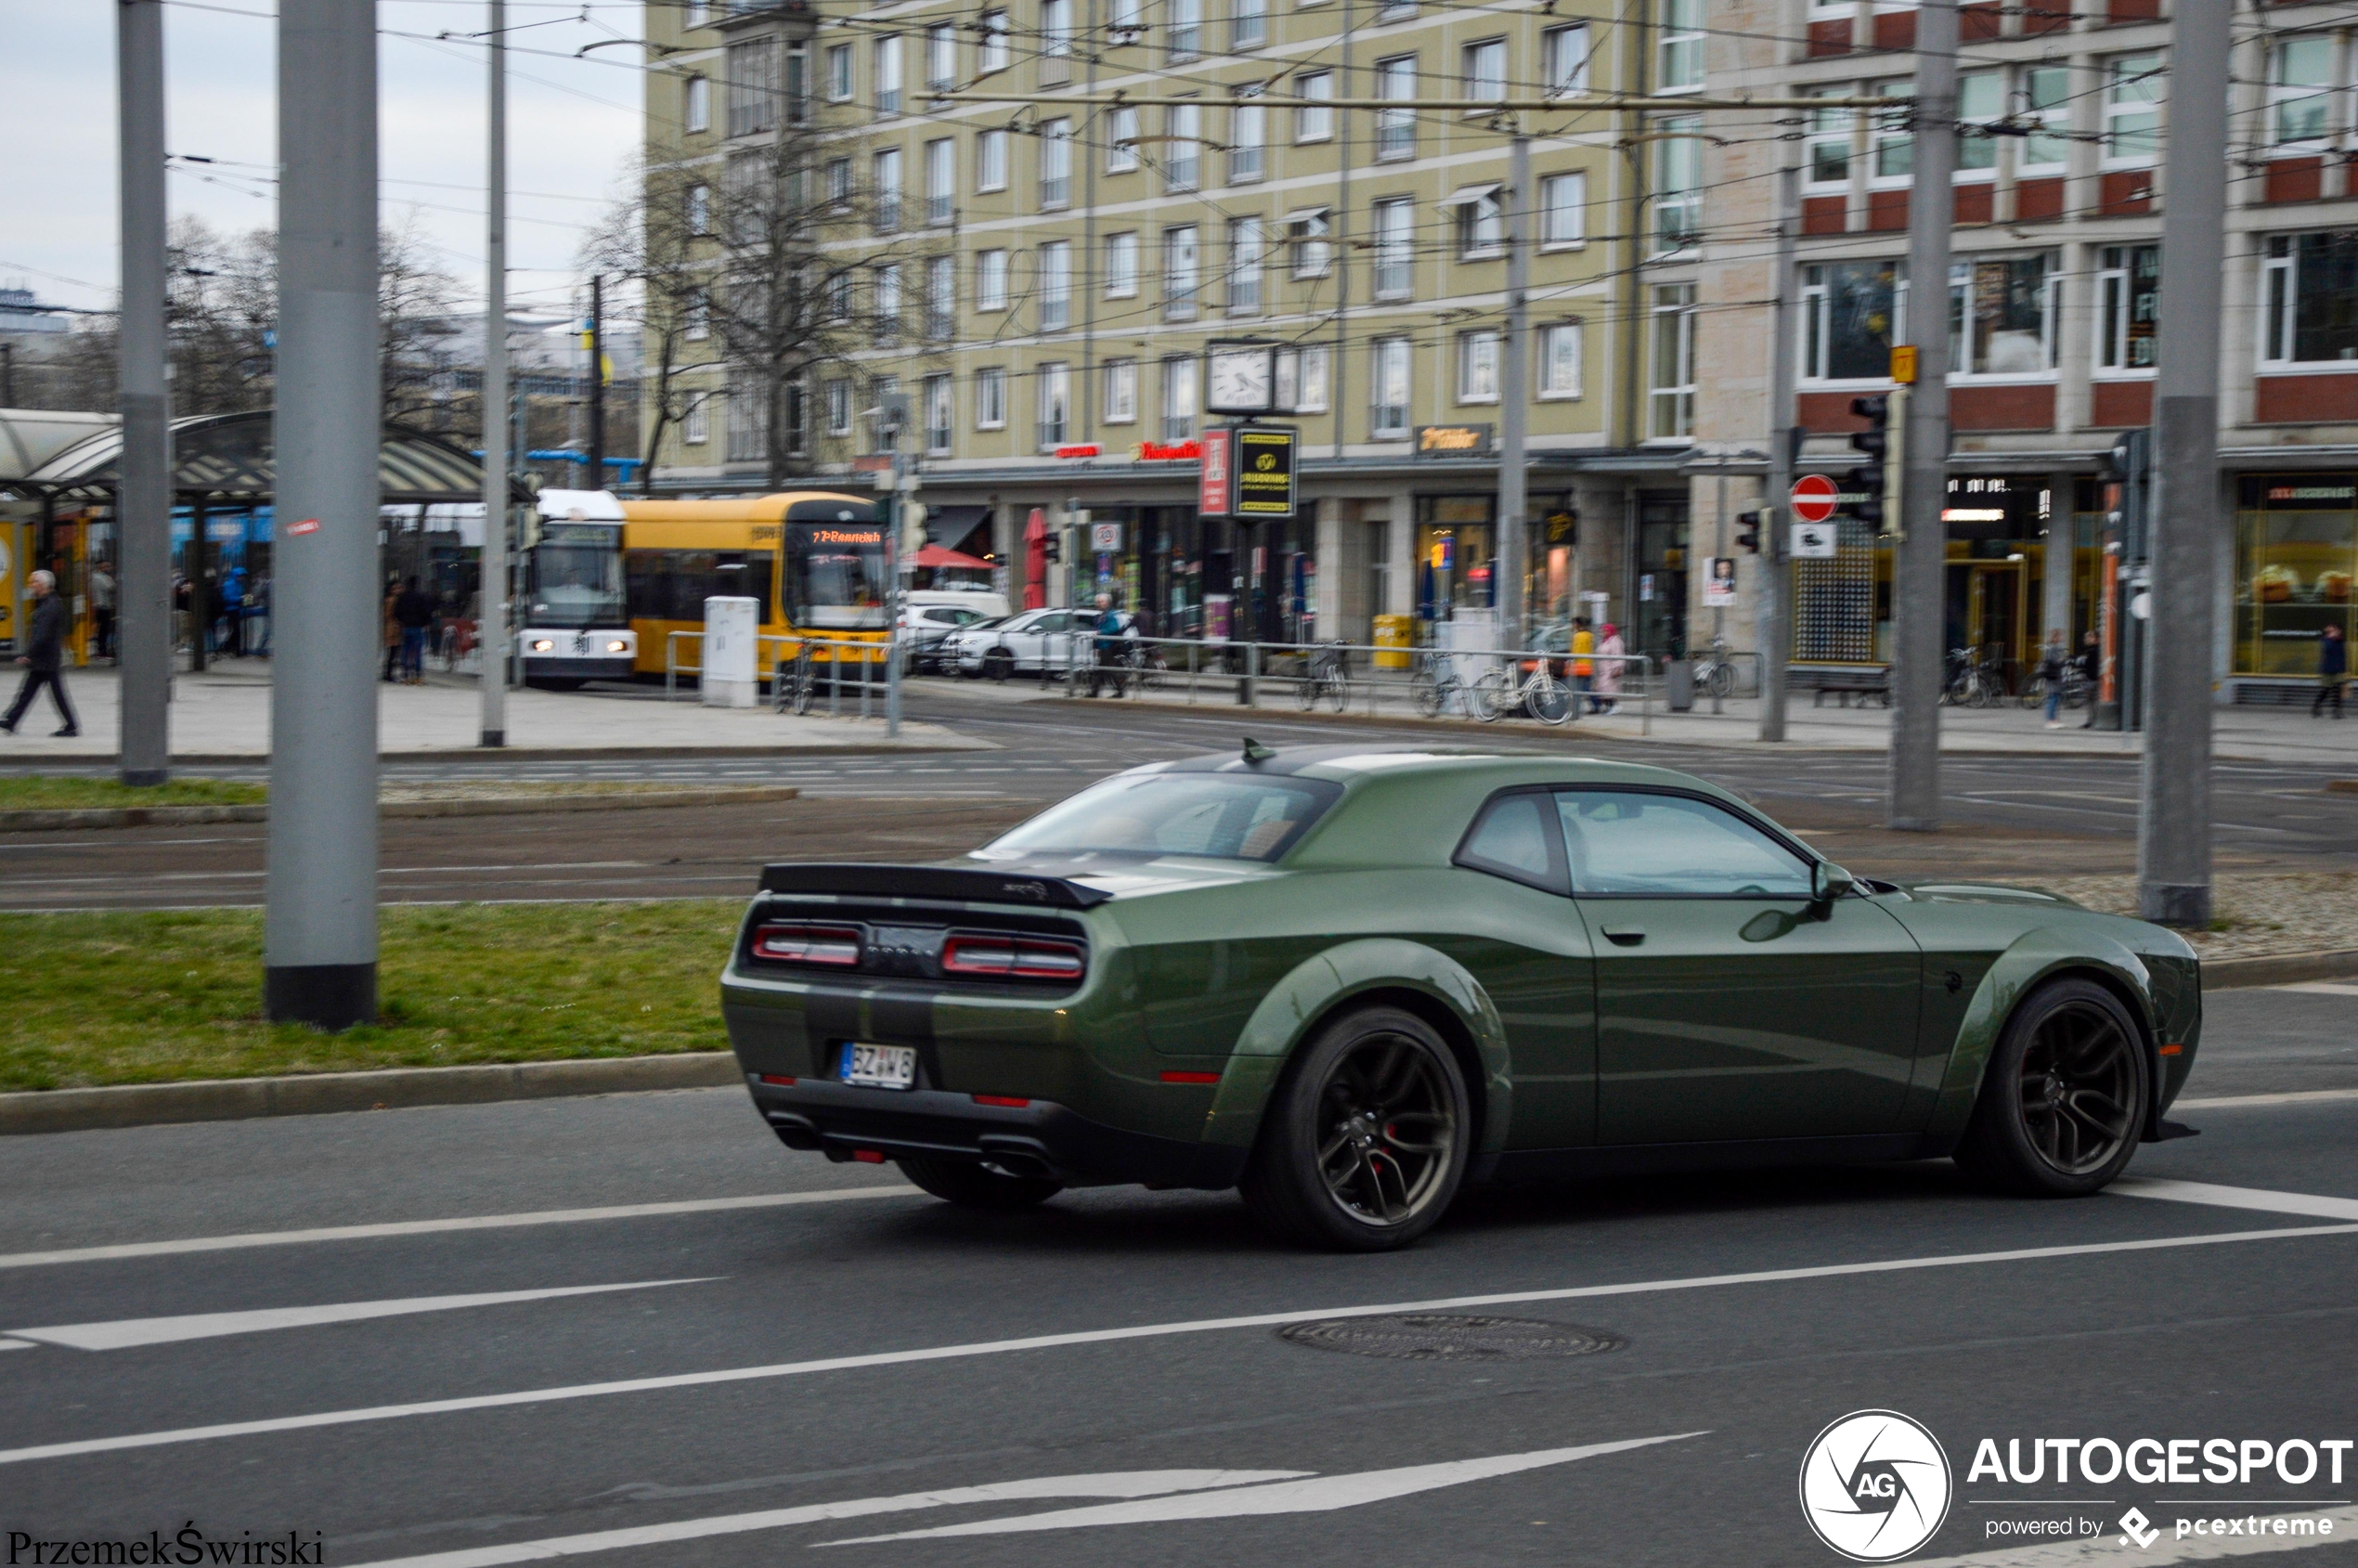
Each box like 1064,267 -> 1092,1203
1956,977 -> 2149,1197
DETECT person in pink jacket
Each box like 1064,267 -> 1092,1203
1593,622 -> 1626,716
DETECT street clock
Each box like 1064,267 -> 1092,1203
1205,342 -> 1278,415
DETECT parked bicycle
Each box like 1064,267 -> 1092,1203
1474,653 -> 1573,726
1409,648 -> 1478,719
1942,645 -> 2004,708
1691,650 -> 1737,700
772,642 -> 817,716
1297,641 -> 1351,713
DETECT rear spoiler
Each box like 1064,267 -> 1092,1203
758,862 -> 1115,909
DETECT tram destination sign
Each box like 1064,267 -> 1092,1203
1233,425 -> 1299,520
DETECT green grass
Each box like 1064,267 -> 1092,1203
0,776 -> 267,810
0,901 -> 745,1092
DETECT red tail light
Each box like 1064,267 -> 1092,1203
941,934 -> 1087,980
1160,1071 -> 1221,1085
751,923 -> 862,966
972,1094 -> 1032,1108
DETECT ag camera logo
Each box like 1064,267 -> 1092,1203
1800,1409 -> 1954,1562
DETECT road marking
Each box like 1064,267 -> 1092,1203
821,1435 -> 1704,1545
2274,981 -> 2358,997
3,1221 -> 2351,1469
1909,1503 -> 2358,1565
2171,1088 -> 2358,1110
343,1470 -> 1313,1568
2109,1178 -> 2358,1223
0,1188 -> 919,1272
6,1279 -> 713,1352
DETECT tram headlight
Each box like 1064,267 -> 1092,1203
606,639 -> 629,654
529,639 -> 554,653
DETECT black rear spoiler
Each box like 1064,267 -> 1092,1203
758,862 -> 1115,909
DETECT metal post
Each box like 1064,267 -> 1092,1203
1496,130 -> 1531,652
480,0 -> 509,748
1887,0 -> 1956,832
116,0 -> 171,785
886,453 -> 903,737
2138,0 -> 2229,927
586,272 -> 605,490
266,0 -> 380,1030
1760,162 -> 1799,743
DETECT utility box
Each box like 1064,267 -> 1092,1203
1372,614 -> 1414,670
1665,658 -> 1695,712
702,596 -> 758,708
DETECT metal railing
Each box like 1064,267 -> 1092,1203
665,629 -> 897,721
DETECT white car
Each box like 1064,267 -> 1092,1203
946,608 -> 1135,680
898,603 -> 996,670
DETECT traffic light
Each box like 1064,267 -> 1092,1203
2106,427 -> 2152,564
1846,395 -> 1889,531
1042,531 -> 1062,564
1735,509 -> 1762,554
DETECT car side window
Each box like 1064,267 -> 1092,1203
1453,790 -> 1569,894
1556,789 -> 1811,898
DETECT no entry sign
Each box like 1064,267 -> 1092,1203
1790,474 -> 1839,525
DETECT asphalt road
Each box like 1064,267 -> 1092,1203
3,684 -> 2354,909
2,988 -> 2355,1567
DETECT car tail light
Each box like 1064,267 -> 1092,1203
758,1074 -> 797,1086
1160,1071 -> 1221,1085
973,1094 -> 1031,1108
750,923 -> 862,966
2158,1043 -> 2184,1056
941,934 -> 1087,980
850,1149 -> 886,1164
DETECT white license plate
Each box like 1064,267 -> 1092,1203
839,1042 -> 917,1091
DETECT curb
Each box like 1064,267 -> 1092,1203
0,786 -> 802,835
2202,948 -> 2358,990
0,1052 -> 745,1136
1,742 -> 984,767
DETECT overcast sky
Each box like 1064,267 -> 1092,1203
2,1 -> 647,322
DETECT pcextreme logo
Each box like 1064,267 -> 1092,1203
1799,1410 -> 1955,1563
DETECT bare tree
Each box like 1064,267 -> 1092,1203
584,155 -> 714,495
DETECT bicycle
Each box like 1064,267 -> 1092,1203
1942,646 -> 2002,708
772,642 -> 817,716
1409,649 -> 1476,719
1691,653 -> 1737,700
1297,641 -> 1350,713
1473,653 -> 1573,726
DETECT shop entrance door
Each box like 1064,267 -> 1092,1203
1634,494 -> 1690,661
1946,557 -> 2029,689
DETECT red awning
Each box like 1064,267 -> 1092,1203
909,543 -> 992,570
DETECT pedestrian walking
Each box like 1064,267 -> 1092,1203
2076,629 -> 2102,730
219,563 -> 249,658
1085,592 -> 1127,699
1594,622 -> 1626,716
1570,616 -> 1598,713
2040,629 -> 2067,728
382,576 -> 403,683
393,576 -> 436,684
1,570 -> 80,736
88,560 -> 116,663
2315,624 -> 2348,719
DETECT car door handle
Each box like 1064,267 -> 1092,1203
1600,925 -> 1647,946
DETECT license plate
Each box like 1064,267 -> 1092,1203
839,1042 -> 917,1091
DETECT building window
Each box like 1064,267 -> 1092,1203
977,249 -> 1010,310
976,367 -> 1007,429
1295,71 -> 1334,142
685,287 -> 710,341
684,75 -> 711,135
1108,107 -> 1140,174
825,43 -> 853,102
1871,80 -> 1912,182
1228,100 -> 1264,182
1233,0 -> 1267,49
727,39 -> 779,136
978,129 -> 1009,192
1657,0 -> 1704,92
1112,0 -> 1143,30
1802,260 -> 1903,381
1277,343 -> 1330,411
1453,187 -> 1503,258
874,34 -> 903,116
2259,231 -> 2358,364
1040,240 -> 1072,331
1652,118 -> 1702,251
1544,24 -> 1590,97
686,183 -> 711,235
1950,254 -> 2055,375
1042,0 -> 1074,60
1648,282 -> 1696,439
1805,85 -> 1855,188
926,22 -> 957,90
1289,207 -> 1331,277
1379,0 -> 1415,20
1104,358 -> 1138,422
1170,0 -> 1203,61
926,254 -> 956,341
1463,39 -> 1506,104
683,395 -> 708,447
1371,198 -> 1413,298
1540,172 -> 1586,247
1458,330 -> 1500,403
1540,322 -> 1583,398
684,1 -> 709,25
873,147 -> 902,232
1375,56 -> 1416,161
825,157 -> 852,207
924,374 -> 954,454
2019,65 -> 2071,173
1370,337 -> 1411,438
875,264 -> 903,343
1037,362 -> 1071,446
1165,101 -> 1201,191
924,138 -> 955,225
1228,216 -> 1264,314
2272,37 -> 2333,148
1106,231 -> 1139,297
2105,54 -> 2163,166
1164,225 -> 1200,319
980,11 -> 1011,73
825,378 -> 852,436
1957,71 -> 2002,175
2096,244 -> 2159,372
826,269 -> 855,322
1040,118 -> 1072,209
1160,356 -> 1198,441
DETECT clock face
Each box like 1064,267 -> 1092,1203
1207,347 -> 1274,413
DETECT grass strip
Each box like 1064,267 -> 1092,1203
0,777 -> 266,810
0,901 -> 744,1093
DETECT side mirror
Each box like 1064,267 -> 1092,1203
1810,861 -> 1855,905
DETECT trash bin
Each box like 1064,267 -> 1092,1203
1665,658 -> 1695,712
1372,615 -> 1414,670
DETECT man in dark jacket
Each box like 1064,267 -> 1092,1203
392,576 -> 436,684
2316,624 -> 2348,719
3,570 -> 79,736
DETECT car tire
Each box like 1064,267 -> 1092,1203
1240,1006 -> 1471,1252
1953,977 -> 2150,1198
897,1155 -> 1064,1212
983,649 -> 1014,682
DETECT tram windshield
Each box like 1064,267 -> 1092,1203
529,524 -> 627,628
786,523 -> 890,629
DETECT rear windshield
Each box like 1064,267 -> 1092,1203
976,773 -> 1343,863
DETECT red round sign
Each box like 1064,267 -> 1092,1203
1790,473 -> 1840,525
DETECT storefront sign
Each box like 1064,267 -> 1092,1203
1703,556 -> 1737,607
1136,439 -> 1202,461
1054,445 -> 1102,459
1234,426 -> 1298,519
1198,427 -> 1233,515
1416,423 -> 1493,457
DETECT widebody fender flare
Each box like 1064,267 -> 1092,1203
1199,938 -> 1512,1155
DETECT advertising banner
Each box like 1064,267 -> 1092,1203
1234,426 -> 1298,520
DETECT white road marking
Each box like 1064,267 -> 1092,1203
0,1188 -> 918,1272
4,1221 -> 2351,1469
821,1435 -> 1704,1545
343,1470 -> 1312,1568
6,1279 -> 714,1352
2274,981 -> 2358,996
2170,1088 -> 2358,1110
2109,1178 -> 2358,1223
1908,1503 -> 2358,1565
0,1339 -> 33,1351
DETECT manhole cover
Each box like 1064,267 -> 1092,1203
1276,1314 -> 1626,1362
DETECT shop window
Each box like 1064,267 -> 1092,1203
1801,259 -> 1902,382
2096,245 -> 2158,371
2235,477 -> 2358,678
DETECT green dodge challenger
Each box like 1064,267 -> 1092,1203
719,746 -> 2201,1251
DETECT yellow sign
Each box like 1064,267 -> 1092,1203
1890,344 -> 1919,384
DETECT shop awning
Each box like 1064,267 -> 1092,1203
922,502 -> 991,552
911,543 -> 992,570
1439,183 -> 1502,207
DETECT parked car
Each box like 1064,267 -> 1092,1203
899,603 -> 996,671
943,607 -> 1134,680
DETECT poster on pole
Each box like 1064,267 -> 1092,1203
1233,426 -> 1298,519
1702,556 -> 1737,607
1198,427 -> 1234,516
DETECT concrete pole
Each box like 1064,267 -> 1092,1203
1887,0 -> 1957,832
1496,131 -> 1531,650
266,0 -> 381,1030
1759,160 -> 1799,743
2138,0 -> 2230,927
116,0 -> 171,786
481,0 -> 510,747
